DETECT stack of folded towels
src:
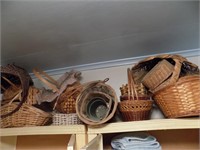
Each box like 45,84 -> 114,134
111,132 -> 161,150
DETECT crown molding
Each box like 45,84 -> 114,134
30,48 -> 200,78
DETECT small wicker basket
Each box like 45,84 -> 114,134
142,59 -> 174,91
1,102 -> 52,128
55,83 -> 82,114
153,75 -> 200,118
119,100 -> 153,121
52,113 -> 83,125
119,68 -> 153,121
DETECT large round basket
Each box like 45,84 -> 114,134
153,75 -> 200,118
76,79 -> 118,125
1,102 -> 52,128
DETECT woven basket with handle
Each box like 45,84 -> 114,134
1,102 -> 52,128
131,54 -> 199,93
119,68 -> 153,121
1,77 -> 39,106
33,68 -> 82,114
153,75 -> 200,118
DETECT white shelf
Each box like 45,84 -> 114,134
0,125 -> 86,136
88,118 -> 200,134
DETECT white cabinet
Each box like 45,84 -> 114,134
0,125 -> 87,150
86,118 -> 200,150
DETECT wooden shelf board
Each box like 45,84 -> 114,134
88,118 -> 200,134
0,125 -> 86,136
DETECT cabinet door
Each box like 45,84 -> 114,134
67,134 -> 76,150
0,136 -> 17,150
81,134 -> 103,150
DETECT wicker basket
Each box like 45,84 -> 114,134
153,75 -> 200,118
1,77 -> 39,106
76,79 -> 118,125
120,83 -> 148,97
55,83 -> 82,113
1,102 -> 52,128
131,54 -> 199,93
119,100 -> 153,121
32,68 -> 82,113
142,59 -> 174,91
119,68 -> 153,121
52,113 -> 83,125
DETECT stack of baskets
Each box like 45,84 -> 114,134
132,54 -> 200,118
1,64 -> 52,128
118,68 -> 153,121
33,68 -> 83,126
52,83 -> 83,125
76,78 -> 118,125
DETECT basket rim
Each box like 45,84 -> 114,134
154,75 -> 200,95
1,102 -> 52,118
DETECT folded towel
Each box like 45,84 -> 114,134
111,132 -> 162,150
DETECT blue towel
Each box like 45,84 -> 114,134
111,132 -> 161,150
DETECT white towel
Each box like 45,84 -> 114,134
111,132 -> 161,150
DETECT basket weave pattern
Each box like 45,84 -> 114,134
154,75 -> 200,118
119,68 -> 153,121
1,103 -> 52,128
142,59 -> 174,91
119,100 -> 152,121
131,54 -> 190,93
52,113 -> 83,125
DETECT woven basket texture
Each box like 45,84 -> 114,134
55,83 -> 82,113
132,54 -> 199,93
2,86 -> 39,106
120,83 -> 148,98
119,100 -> 153,121
1,102 -> 52,128
119,68 -> 153,121
142,59 -> 174,91
153,75 -> 200,118
52,113 -> 83,125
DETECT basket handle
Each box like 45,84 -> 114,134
33,68 -> 59,93
127,68 -> 138,100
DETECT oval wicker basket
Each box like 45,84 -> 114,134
1,102 -> 52,128
153,75 -> 200,118
119,100 -> 153,121
119,68 -> 153,121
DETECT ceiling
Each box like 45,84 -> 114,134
1,0 -> 199,72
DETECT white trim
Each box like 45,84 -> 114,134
30,48 -> 200,77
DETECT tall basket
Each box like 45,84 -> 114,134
119,68 -> 153,121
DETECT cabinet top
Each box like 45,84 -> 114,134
0,125 -> 86,136
87,118 -> 200,134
